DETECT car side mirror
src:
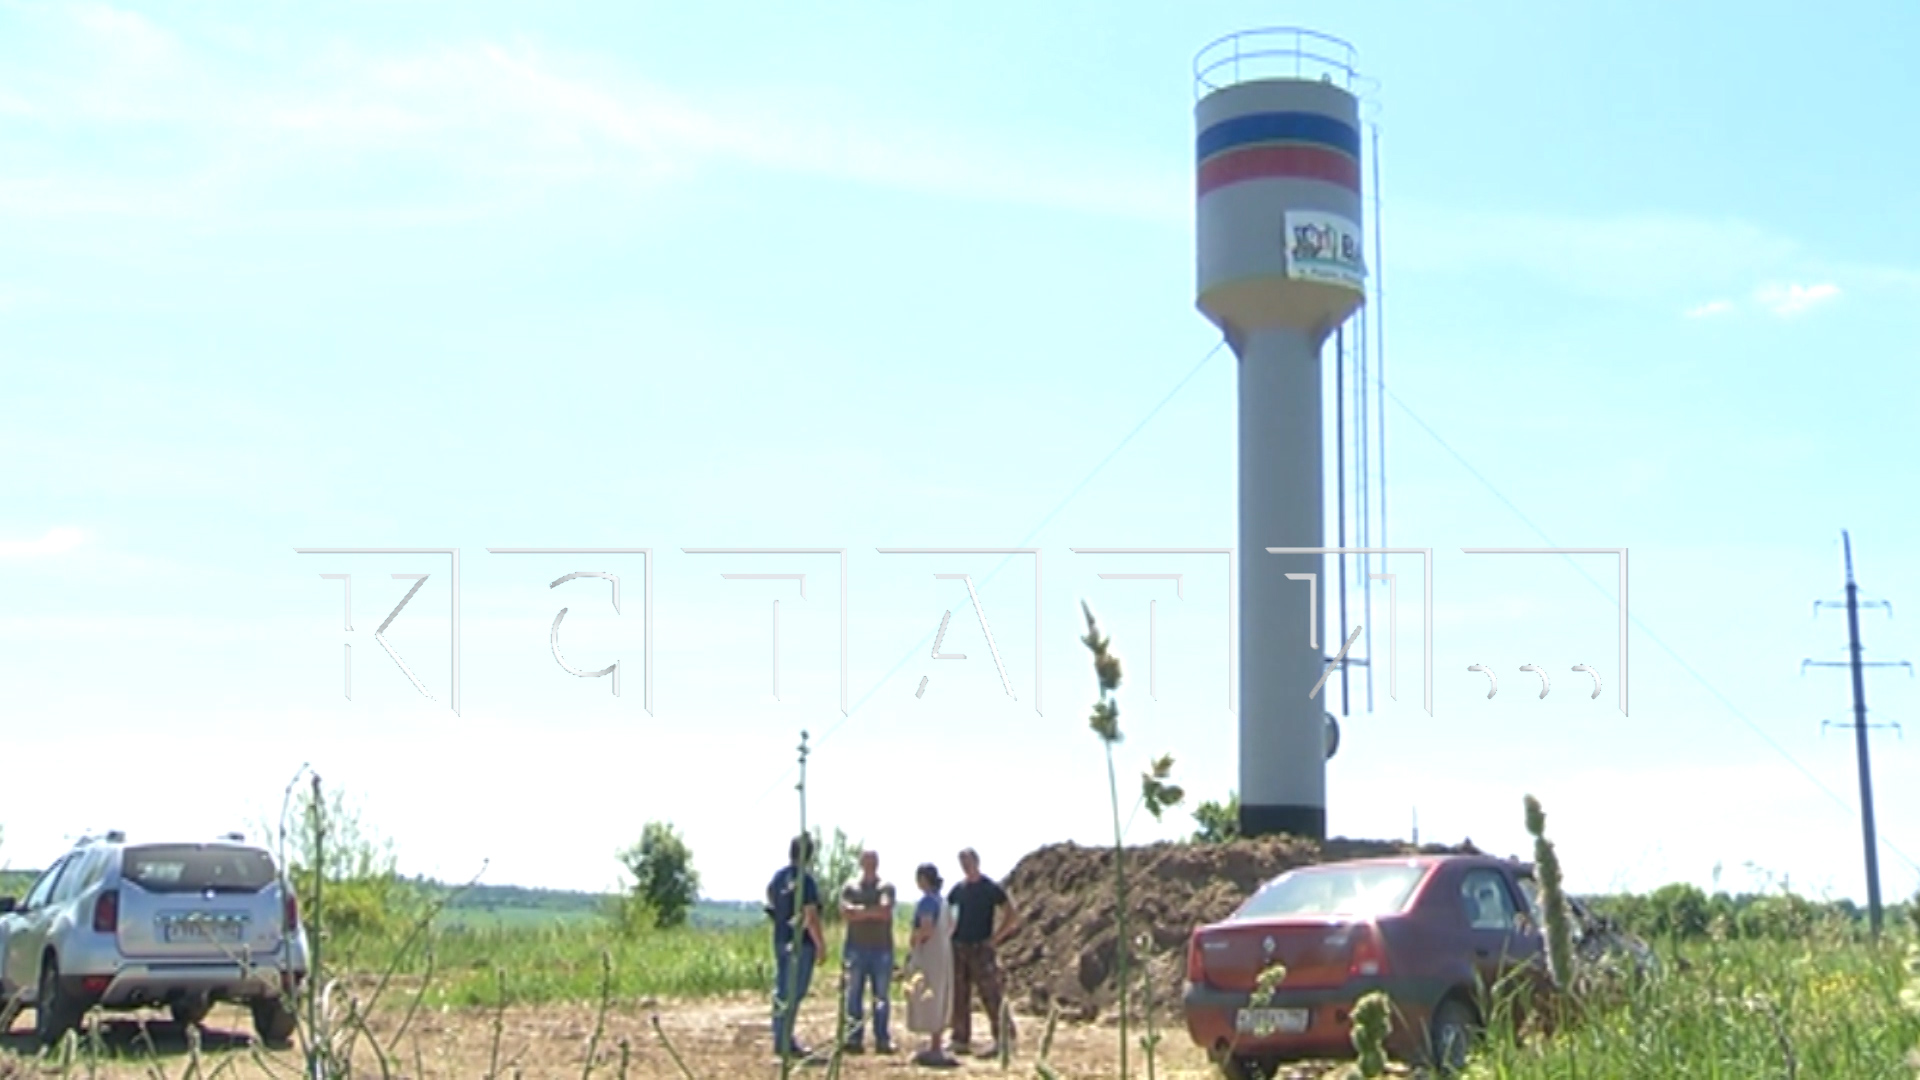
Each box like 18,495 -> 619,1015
0,896 -> 16,914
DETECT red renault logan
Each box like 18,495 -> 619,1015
1183,854 -> 1550,1077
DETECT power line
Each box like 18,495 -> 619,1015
747,338 -> 1227,805
1387,388 -> 1920,881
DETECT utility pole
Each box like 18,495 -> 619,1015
1802,531 -> 1911,938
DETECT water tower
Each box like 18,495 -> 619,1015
1193,29 -> 1368,841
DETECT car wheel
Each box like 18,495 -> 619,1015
250,996 -> 298,1049
34,958 -> 82,1047
171,997 -> 212,1028
1428,995 -> 1479,1075
1214,1054 -> 1273,1080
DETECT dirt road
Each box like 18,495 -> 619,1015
0,995 -> 1375,1079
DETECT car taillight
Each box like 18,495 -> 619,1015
1186,935 -> 1205,984
283,891 -> 300,932
92,889 -> 119,933
1348,924 -> 1388,979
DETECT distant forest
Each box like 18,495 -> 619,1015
401,876 -> 766,928
6,868 -> 1905,943
0,869 -> 763,928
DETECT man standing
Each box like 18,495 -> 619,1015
947,847 -> 1020,1057
839,849 -> 896,1054
767,834 -> 827,1060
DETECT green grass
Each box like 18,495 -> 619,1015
1463,934 -> 1920,1079
9,859 -> 1919,1075
422,922 -> 772,1005
341,912 -> 920,1009
317,915 -> 1920,1076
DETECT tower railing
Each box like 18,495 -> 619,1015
1193,28 -> 1367,98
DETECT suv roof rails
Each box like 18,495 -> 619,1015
221,832 -> 246,842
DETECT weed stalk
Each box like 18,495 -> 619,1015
1080,603 -> 1131,1078
1525,794 -> 1575,994
580,950 -> 612,1079
488,967 -> 508,1079
1078,602 -> 1183,1080
1136,932 -> 1160,1080
650,1013 -> 700,1080
306,774 -> 325,1080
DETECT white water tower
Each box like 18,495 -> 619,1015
1193,29 -> 1368,841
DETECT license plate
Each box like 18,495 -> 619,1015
1235,1007 -> 1309,1035
162,917 -> 245,944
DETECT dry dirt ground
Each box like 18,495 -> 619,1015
0,995 -> 1388,1079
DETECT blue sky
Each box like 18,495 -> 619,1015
3,0 -> 1919,907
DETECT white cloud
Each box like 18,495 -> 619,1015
281,43 -> 1181,221
1390,208 -> 1801,301
0,23 -> 1180,226
0,527 -> 88,559
1754,281 -> 1841,317
1840,263 -> 1920,294
1678,282 -> 1844,320
1392,207 -> 1912,318
69,3 -> 172,51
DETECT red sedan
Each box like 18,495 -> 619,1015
1183,854 -> 1550,1076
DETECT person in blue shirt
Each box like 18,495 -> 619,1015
903,863 -> 957,1068
767,834 -> 827,1059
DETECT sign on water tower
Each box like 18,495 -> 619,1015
1283,210 -> 1366,291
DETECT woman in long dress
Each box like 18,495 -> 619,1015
903,863 -> 958,1068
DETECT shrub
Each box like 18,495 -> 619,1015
1191,793 -> 1240,844
808,826 -> 861,924
617,821 -> 700,931
279,781 -> 419,944
1647,883 -> 1711,939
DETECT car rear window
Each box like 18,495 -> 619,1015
1233,864 -> 1427,920
122,845 -> 278,894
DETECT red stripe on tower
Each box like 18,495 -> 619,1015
1197,144 -> 1361,197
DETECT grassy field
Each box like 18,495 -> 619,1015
356,909 -> 911,1008
5,871 -> 1919,1075
1460,934 -> 1920,1078
307,906 -> 1920,1077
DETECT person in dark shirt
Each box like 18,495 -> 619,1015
767,834 -> 827,1059
946,847 -> 1021,1056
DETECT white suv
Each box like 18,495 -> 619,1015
0,832 -> 309,1047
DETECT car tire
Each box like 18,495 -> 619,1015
1215,1055 -> 1273,1080
171,998 -> 212,1028
251,996 -> 298,1049
1428,995 -> 1479,1075
34,958 -> 82,1047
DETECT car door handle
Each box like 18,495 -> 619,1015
1475,948 -> 1490,958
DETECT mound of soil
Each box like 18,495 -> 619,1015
998,834 -> 1481,1021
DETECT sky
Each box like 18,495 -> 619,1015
3,0 -> 1919,908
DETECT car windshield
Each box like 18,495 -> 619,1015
122,845 -> 277,894
1232,864 -> 1427,920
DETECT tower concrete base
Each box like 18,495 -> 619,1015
1239,802 -> 1326,841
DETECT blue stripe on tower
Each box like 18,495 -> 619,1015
1195,111 -> 1361,163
